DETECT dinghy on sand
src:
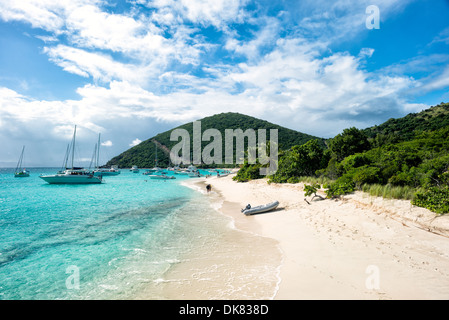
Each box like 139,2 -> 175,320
241,201 -> 279,216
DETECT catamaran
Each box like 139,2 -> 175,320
40,125 -> 103,184
14,146 -> 30,177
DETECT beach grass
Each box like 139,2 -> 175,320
270,174 -> 426,202
297,175 -> 334,186
297,176 -> 420,201
360,183 -> 420,201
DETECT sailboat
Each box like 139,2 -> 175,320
39,125 -> 103,184
14,146 -> 30,177
93,133 -> 120,176
143,141 -> 163,175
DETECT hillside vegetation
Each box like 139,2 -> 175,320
234,102 -> 449,215
106,112 -> 324,168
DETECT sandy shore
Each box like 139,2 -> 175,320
196,174 -> 449,300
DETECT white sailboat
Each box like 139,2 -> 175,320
14,146 -> 30,177
143,141 -> 163,175
40,126 -> 103,184
93,133 -> 120,176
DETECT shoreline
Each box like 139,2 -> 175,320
190,174 -> 449,300
152,177 -> 282,300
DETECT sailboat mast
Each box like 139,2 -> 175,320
71,125 -> 77,169
15,145 -> 25,172
62,144 -> 70,169
97,133 -> 101,169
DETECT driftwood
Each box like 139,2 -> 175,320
304,194 -> 325,205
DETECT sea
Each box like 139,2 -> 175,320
0,168 -> 281,300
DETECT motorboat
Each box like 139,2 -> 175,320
94,166 -> 120,176
143,167 -> 163,175
148,172 -> 176,180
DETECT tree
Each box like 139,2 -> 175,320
269,139 -> 325,183
329,127 -> 370,161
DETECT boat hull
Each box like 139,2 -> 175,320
15,172 -> 30,178
93,171 -> 120,176
148,175 -> 176,180
40,174 -> 102,184
242,201 -> 279,216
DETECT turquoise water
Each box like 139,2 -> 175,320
0,168 -> 218,299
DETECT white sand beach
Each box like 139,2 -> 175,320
194,174 -> 449,300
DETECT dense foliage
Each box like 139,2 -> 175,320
236,102 -> 449,215
232,160 -> 265,182
328,127 -> 370,161
363,102 -> 449,142
268,139 -> 328,183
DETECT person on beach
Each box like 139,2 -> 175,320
206,184 -> 212,193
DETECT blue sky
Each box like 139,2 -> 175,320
0,0 -> 448,167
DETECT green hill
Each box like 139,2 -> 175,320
262,102 -> 449,214
363,102 -> 449,143
106,112 -> 324,168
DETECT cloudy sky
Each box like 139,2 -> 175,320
0,0 -> 448,167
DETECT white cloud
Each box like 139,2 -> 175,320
101,140 -> 113,147
146,0 -> 247,29
44,45 -> 148,83
0,0 -> 65,32
0,0 -> 443,165
129,138 -> 142,147
180,0 -> 247,28
0,33 -> 420,142
225,16 -> 280,60
420,65 -> 449,92
429,26 -> 449,46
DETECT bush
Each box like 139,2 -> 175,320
233,162 -> 263,182
318,157 -> 344,180
304,183 -> 321,197
352,165 -> 381,187
269,139 -> 325,183
324,174 -> 355,198
328,127 -> 371,161
341,153 -> 371,172
412,186 -> 449,214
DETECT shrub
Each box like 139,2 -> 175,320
352,165 -> 381,187
269,139 -> 325,183
341,153 -> 371,172
233,162 -> 263,182
324,175 -> 355,198
412,186 -> 449,214
304,183 -> 321,197
328,127 -> 371,161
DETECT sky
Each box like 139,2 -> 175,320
0,0 -> 448,167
